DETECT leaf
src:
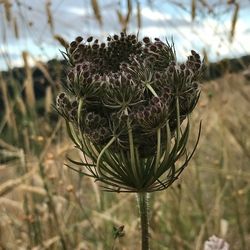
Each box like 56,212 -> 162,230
66,156 -> 95,167
65,122 -> 81,148
176,118 -> 190,159
64,163 -> 93,177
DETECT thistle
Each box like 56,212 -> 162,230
55,33 -> 204,249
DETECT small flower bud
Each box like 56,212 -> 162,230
180,64 -> 186,70
75,36 -> 83,43
70,41 -> 77,48
86,77 -> 92,84
156,43 -> 163,49
149,45 -> 157,52
143,37 -> 150,43
113,34 -> 119,40
58,92 -> 66,99
83,71 -> 90,78
151,96 -> 161,104
92,43 -> 99,50
191,50 -> 197,56
87,36 -> 93,42
71,100 -> 78,108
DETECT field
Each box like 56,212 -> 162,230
1,70 -> 250,249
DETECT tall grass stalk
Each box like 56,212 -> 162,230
39,163 -> 68,250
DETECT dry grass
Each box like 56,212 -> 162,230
1,72 -> 250,249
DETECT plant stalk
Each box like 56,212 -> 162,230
137,192 -> 150,250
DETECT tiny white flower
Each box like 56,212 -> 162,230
204,235 -> 229,250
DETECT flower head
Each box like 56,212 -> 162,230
56,33 -> 204,192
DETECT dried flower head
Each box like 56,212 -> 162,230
56,33 -> 204,192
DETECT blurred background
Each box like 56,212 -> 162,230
0,1 -> 250,249
1,0 -> 250,69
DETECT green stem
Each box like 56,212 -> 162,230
176,96 -> 180,147
154,128 -> 161,174
127,117 -> 140,185
77,98 -> 83,126
96,136 -> 116,176
137,192 -> 150,250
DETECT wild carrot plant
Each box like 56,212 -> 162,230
55,33 -> 204,249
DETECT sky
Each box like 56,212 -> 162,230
0,0 -> 250,70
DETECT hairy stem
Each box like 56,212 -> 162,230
137,192 -> 150,250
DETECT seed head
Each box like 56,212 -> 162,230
56,33 -> 204,192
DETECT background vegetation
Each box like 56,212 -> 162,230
0,1 -> 250,249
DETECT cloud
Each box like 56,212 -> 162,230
140,7 -> 171,21
67,7 -> 87,16
0,0 -> 250,70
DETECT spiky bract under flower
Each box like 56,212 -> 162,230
56,33 -> 204,192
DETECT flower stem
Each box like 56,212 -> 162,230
137,192 -> 150,250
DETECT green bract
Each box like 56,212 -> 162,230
56,33 -> 204,192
